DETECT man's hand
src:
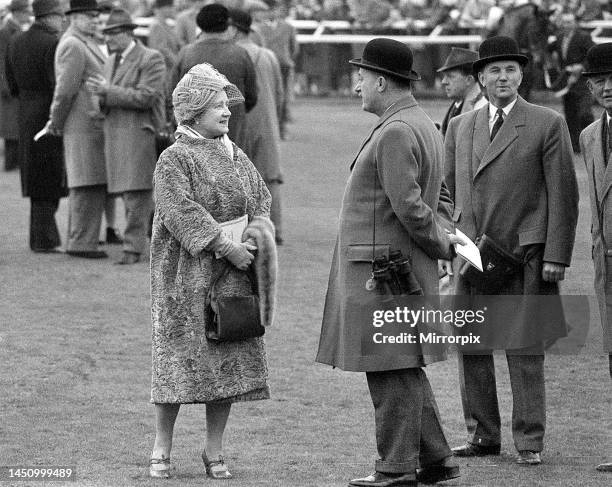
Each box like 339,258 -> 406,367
438,259 -> 453,278
85,74 -> 109,95
44,120 -> 62,137
542,262 -> 566,282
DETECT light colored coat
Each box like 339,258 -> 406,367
240,40 -> 283,182
49,26 -> 106,188
102,41 -> 165,193
580,112 -> 612,353
445,96 -> 579,349
316,95 -> 454,372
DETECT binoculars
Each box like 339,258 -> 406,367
371,250 -> 423,296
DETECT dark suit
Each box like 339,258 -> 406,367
0,18 -> 22,170
445,97 -> 579,452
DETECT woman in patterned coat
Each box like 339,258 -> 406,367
149,63 -> 277,480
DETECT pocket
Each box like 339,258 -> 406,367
346,244 -> 390,262
518,226 -> 546,246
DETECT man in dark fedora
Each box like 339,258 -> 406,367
170,3 -> 257,153
85,8 -> 166,264
316,38 -> 465,487
437,47 -> 486,136
445,36 -> 578,465
578,42 -> 612,473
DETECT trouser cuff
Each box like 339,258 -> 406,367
375,459 -> 416,474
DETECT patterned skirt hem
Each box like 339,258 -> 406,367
151,385 -> 270,405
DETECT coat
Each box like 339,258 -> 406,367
171,38 -> 258,153
150,135 -> 272,403
316,95 -> 454,372
174,7 -> 199,47
6,22 -> 66,200
445,97 -> 579,350
579,112 -> 612,353
440,83 -> 487,136
0,17 -> 21,139
239,40 -> 283,183
49,26 -> 106,188
102,41 -> 166,194
147,18 -> 181,73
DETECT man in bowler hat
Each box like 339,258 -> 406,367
445,36 -> 579,465
578,42 -> 612,473
316,38 -> 465,487
437,47 -> 486,136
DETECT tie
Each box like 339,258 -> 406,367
607,119 -> 612,165
111,52 -> 122,79
490,108 -> 504,141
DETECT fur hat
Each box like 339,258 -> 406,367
196,3 -> 229,33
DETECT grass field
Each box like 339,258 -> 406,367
0,96 -> 610,487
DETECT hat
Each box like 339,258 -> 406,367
437,47 -> 479,73
154,0 -> 173,8
228,8 -> 251,33
472,36 -> 529,74
97,0 -> 115,13
349,38 -> 420,82
33,0 -> 62,16
65,0 -> 101,14
8,0 -> 31,12
102,8 -> 137,32
582,43 -> 612,77
196,3 -> 229,33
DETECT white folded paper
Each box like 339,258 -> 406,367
454,228 -> 483,272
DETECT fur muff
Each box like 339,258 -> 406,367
243,216 -> 277,327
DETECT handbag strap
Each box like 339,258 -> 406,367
209,261 -> 259,301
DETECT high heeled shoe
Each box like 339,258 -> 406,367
201,451 -> 232,479
149,457 -> 172,478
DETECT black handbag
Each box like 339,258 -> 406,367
459,234 -> 522,292
205,263 -> 264,342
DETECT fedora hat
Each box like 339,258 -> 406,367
33,0 -> 63,16
349,38 -> 420,82
102,8 -> 137,32
65,0 -> 101,14
437,47 -> 478,73
228,8 -> 252,33
582,43 -> 612,77
472,36 -> 529,74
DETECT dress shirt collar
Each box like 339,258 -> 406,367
488,98 -> 517,122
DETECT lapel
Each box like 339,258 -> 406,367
471,105 -> 490,175
349,95 -> 418,171
112,41 -> 142,83
70,27 -> 106,65
440,102 -> 454,134
593,111 -> 612,204
475,97 -> 526,178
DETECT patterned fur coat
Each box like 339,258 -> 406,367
150,134 -> 274,404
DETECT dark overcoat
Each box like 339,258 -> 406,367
6,22 -> 66,200
0,18 -> 21,139
580,112 -> 612,353
445,97 -> 579,350
316,95 -> 454,372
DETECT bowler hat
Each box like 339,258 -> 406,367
154,0 -> 173,8
437,47 -> 478,73
349,38 -> 420,82
65,0 -> 101,14
102,8 -> 137,32
33,0 -> 62,16
8,0 -> 31,12
228,8 -> 252,33
472,36 -> 529,74
582,43 -> 612,77
196,3 -> 229,33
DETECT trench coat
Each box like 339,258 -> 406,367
445,97 -> 579,350
0,18 -> 21,140
6,21 -> 66,200
580,112 -> 612,353
147,18 -> 181,73
316,95 -> 454,372
49,26 -> 106,188
239,40 -> 283,183
102,41 -> 165,194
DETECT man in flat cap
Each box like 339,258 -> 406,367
170,3 -> 257,153
579,42 -> 612,473
445,36 -> 579,466
86,8 -> 166,264
316,38 -> 464,487
437,47 -> 486,136
0,0 -> 32,171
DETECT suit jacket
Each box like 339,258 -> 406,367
49,26 -> 106,188
445,96 -> 579,349
580,112 -> 612,352
548,28 -> 594,96
440,83 -> 487,136
316,95 -> 453,372
102,41 -> 165,193
0,17 -> 21,138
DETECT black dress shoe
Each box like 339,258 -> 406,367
66,250 -> 108,259
416,464 -> 460,484
348,472 -> 417,487
105,227 -> 123,244
114,251 -> 141,265
31,247 -> 61,254
452,443 -> 500,457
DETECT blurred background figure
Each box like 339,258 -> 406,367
148,0 -> 180,72
231,8 -> 284,244
6,0 -> 67,252
546,10 -> 594,153
174,0 -> 206,46
0,0 -> 33,172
